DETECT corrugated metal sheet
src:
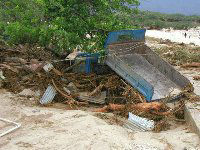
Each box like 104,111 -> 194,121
127,112 -> 154,131
40,85 -> 57,104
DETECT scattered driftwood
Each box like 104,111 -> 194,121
181,62 -> 200,68
122,85 -> 145,103
52,79 -> 73,100
52,79 -> 88,107
0,64 -> 19,73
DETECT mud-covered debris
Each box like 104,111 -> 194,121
89,84 -> 104,97
19,89 -> 35,97
0,64 -> 19,73
123,85 -> 145,103
23,59 -> 43,72
0,43 -> 197,132
173,100 -> 185,119
193,76 -> 200,81
154,119 -> 170,132
66,50 -> 80,60
66,82 -> 79,95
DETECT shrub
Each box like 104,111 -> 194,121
4,22 -> 40,44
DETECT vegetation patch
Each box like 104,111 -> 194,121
133,11 -> 200,30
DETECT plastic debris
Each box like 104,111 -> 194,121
65,50 -> 81,60
127,112 -> 154,131
40,85 -> 57,104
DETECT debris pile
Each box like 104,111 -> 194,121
0,43 -> 197,132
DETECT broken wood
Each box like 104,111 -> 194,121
52,79 -> 88,107
0,64 -> 19,73
52,68 -> 63,76
52,79 -> 73,100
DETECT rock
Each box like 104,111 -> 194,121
19,89 -> 35,97
66,82 -> 78,94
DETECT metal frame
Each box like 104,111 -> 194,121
0,117 -> 21,137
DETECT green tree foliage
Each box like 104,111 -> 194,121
0,0 -> 139,53
0,0 -> 44,43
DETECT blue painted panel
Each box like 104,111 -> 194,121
104,29 -> 146,48
75,53 -> 100,74
105,55 -> 154,101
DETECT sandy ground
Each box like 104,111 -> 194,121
146,28 -> 200,46
0,89 -> 200,150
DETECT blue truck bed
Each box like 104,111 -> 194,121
105,29 -> 191,101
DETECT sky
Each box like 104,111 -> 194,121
139,0 -> 200,16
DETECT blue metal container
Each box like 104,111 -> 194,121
73,53 -> 100,74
